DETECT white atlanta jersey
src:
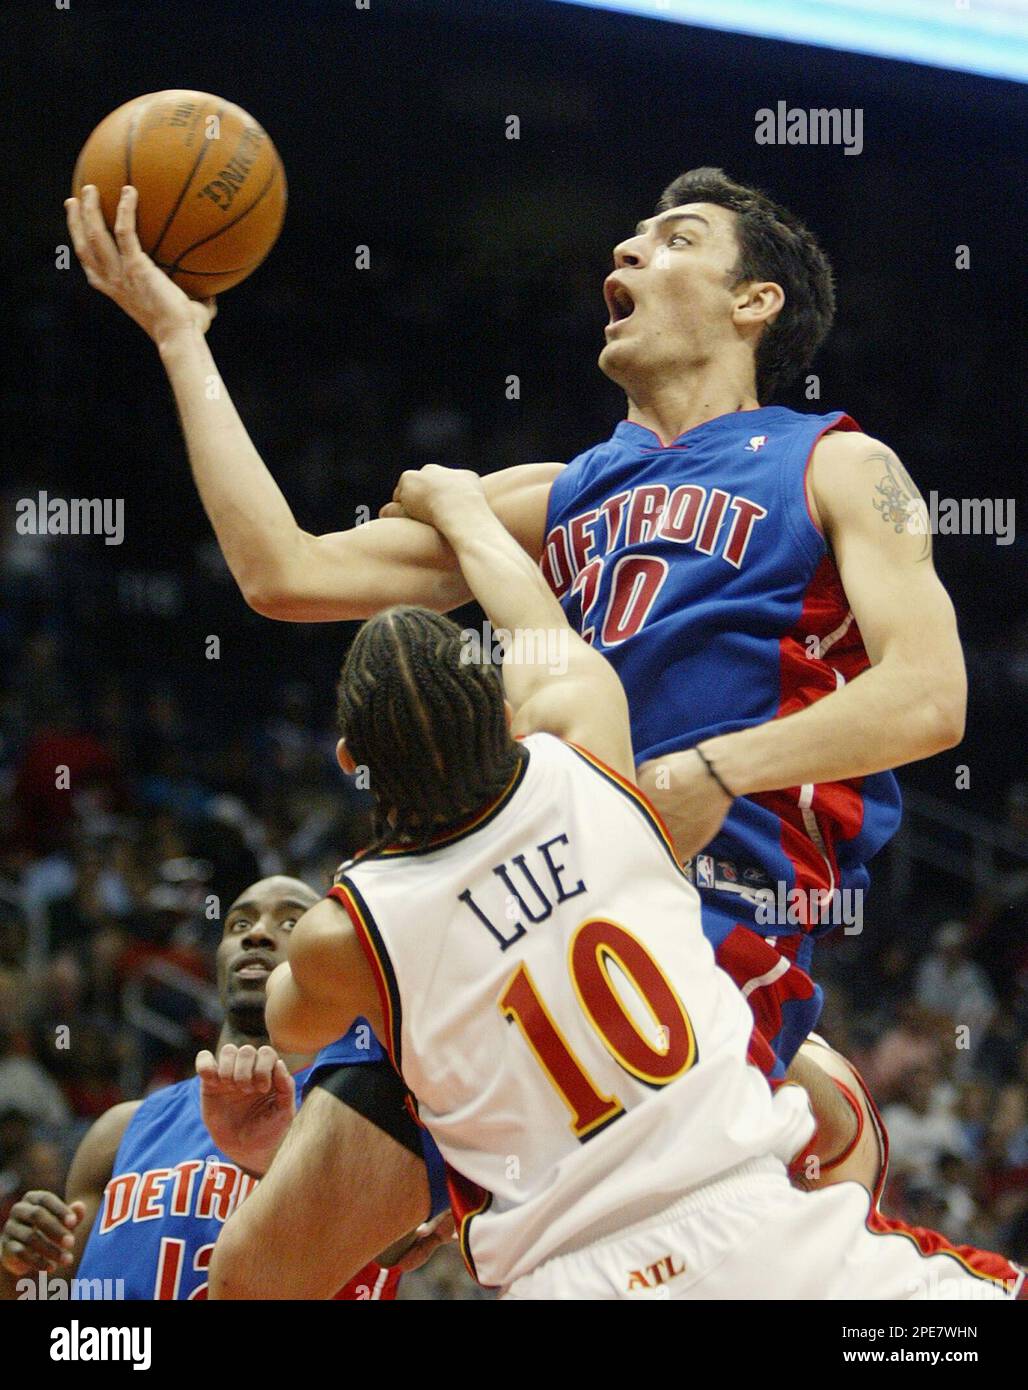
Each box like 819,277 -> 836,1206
331,733 -> 814,1289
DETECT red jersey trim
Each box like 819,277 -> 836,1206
446,1164 -> 494,1288
800,413 -> 862,539
327,881 -> 402,1074
564,740 -> 687,879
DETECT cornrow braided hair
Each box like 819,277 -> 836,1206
336,605 -> 525,858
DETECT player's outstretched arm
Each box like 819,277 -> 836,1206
65,186 -> 560,622
392,465 -> 637,782
0,1100 -> 139,1298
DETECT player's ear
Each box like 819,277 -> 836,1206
503,699 -> 514,730
732,280 -> 784,330
336,738 -> 357,775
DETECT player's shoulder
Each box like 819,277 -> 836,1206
125,1075 -> 204,1131
65,1099 -> 144,1201
812,428 -> 895,465
522,730 -> 635,797
84,1098 -> 146,1149
809,429 -> 909,501
809,430 -> 914,533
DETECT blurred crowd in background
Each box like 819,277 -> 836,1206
2,0 -> 1025,1296
1,663 -> 1026,1296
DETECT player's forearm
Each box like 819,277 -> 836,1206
701,656 -> 965,797
157,326 -> 309,609
437,499 -> 579,707
444,499 -> 566,636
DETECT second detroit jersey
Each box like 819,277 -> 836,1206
75,1031 -> 402,1300
542,406 -> 902,931
332,733 -> 814,1289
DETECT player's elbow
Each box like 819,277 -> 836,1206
923,656 -> 967,751
208,1218 -> 257,1300
238,534 -> 318,619
242,581 -> 285,618
264,992 -> 302,1056
241,572 -> 306,620
884,649 -> 966,757
266,1015 -> 308,1056
928,683 -> 966,751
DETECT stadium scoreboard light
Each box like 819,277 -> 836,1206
548,0 -> 1028,83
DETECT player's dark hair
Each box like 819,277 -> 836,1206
656,167 -> 835,401
336,605 -> 524,855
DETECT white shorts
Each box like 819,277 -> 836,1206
502,1158 -> 1021,1301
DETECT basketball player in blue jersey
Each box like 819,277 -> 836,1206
65,170 -> 963,1179
0,875 -> 441,1300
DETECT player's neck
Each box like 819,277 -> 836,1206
625,371 -> 762,446
217,1019 -> 311,1076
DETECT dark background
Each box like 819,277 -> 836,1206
1,0 -> 1026,1292
3,0 -> 1025,804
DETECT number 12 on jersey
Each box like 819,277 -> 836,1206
499,918 -> 697,1141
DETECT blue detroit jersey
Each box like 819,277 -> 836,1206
75,1022 -> 445,1299
543,407 -> 902,932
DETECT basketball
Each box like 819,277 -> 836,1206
71,90 -> 287,299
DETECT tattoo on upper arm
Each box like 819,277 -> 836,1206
870,451 -> 931,561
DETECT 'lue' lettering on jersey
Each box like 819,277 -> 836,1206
458,832 -> 587,950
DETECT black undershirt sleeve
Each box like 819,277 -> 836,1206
308,1060 -> 423,1157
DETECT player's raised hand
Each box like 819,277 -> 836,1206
381,463 -> 487,528
0,1192 -> 85,1277
196,1043 -> 295,1176
65,184 -> 216,345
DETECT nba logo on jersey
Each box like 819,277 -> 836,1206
745,435 -> 768,452
695,855 -> 715,888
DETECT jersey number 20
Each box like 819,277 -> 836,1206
499,917 -> 697,1140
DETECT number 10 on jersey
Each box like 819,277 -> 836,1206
499,918 -> 698,1140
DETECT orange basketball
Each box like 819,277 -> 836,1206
72,90 -> 287,299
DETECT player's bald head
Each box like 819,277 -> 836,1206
225,875 -> 319,922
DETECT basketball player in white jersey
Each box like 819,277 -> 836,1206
207,464 -> 1021,1301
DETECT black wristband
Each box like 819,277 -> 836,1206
694,745 -> 735,800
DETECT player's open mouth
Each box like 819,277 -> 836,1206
604,277 -> 636,327
234,954 -> 275,979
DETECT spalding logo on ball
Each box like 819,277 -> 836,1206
72,90 -> 287,299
